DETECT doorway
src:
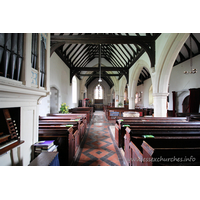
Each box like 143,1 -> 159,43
50,87 -> 59,114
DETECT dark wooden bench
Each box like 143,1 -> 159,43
69,107 -> 93,123
124,121 -> 200,166
39,126 -> 76,166
141,139 -> 200,166
115,117 -> 188,149
105,107 -> 144,120
39,116 -> 86,140
46,113 -> 87,129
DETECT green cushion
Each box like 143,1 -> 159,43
143,135 -> 154,138
123,124 -> 130,127
66,125 -> 73,127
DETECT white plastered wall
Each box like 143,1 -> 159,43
38,52 -> 80,115
168,54 -> 200,112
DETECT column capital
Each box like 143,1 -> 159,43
153,93 -> 169,97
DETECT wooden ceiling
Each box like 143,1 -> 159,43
50,33 -> 160,87
174,33 -> 200,66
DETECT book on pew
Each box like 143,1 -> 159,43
35,145 -> 58,152
34,140 -> 54,150
35,145 -> 58,157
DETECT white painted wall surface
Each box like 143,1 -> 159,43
38,53 -> 80,115
135,78 -> 153,109
168,54 -> 200,112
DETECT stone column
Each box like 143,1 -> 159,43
153,93 -> 169,117
128,97 -> 135,109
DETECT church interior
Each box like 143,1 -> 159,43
2,1 -> 200,196
1,32 -> 200,199
1,33 -> 200,167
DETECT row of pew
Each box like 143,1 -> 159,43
104,106 -> 154,120
38,107 -> 93,166
115,116 -> 200,166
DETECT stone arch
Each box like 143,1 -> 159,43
152,33 -> 189,116
129,59 -> 151,97
154,33 -> 190,94
128,59 -> 151,108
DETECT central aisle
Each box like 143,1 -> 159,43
75,111 -> 123,166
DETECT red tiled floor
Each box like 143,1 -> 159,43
75,111 -> 122,166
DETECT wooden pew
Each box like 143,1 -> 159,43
39,116 -> 85,140
141,139 -> 200,166
69,107 -> 93,124
46,113 -> 87,129
115,117 -> 188,149
39,124 -> 81,158
124,121 -> 200,166
69,107 -> 93,116
38,126 -> 76,166
39,114 -> 88,165
105,107 -> 145,120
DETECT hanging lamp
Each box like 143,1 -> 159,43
98,44 -> 102,82
184,34 -> 197,74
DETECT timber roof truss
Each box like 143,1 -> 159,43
50,33 -> 161,87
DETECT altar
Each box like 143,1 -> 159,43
94,99 -> 103,110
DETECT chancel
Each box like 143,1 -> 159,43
1,33 -> 200,166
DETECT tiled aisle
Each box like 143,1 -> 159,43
75,111 -> 123,166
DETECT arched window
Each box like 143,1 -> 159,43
72,76 -> 77,103
135,92 -> 139,104
94,84 -> 103,99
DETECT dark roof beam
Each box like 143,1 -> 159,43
115,44 -> 130,62
80,74 -> 120,77
78,46 -> 98,68
51,34 -> 159,44
103,45 -> 120,67
179,52 -> 186,62
108,45 -> 126,67
72,45 -> 90,66
111,44 -> 127,65
74,45 -> 96,67
103,46 -> 122,68
191,33 -> 200,52
70,44 -> 85,62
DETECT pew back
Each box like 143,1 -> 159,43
124,121 -> 200,166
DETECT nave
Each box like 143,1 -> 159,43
74,111 -> 124,166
